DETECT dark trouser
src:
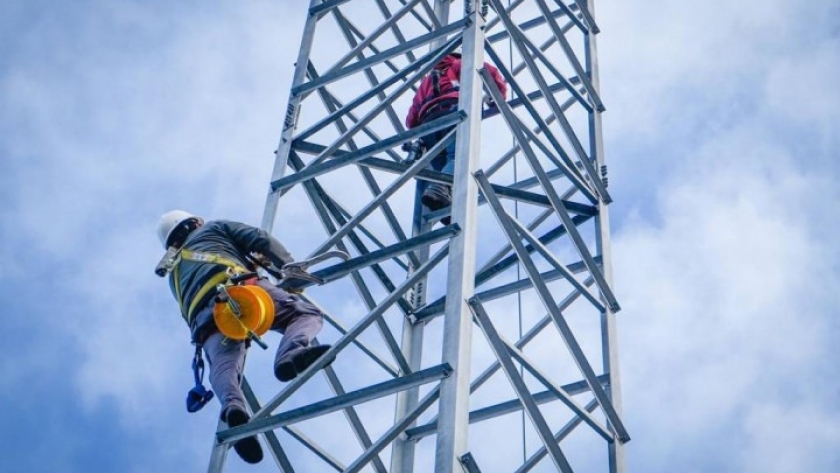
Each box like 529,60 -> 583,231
418,100 -> 459,187
422,126 -> 457,178
195,279 -> 325,416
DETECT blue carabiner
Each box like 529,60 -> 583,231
186,345 -> 214,413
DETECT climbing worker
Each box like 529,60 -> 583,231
405,50 -> 507,215
155,210 -> 335,464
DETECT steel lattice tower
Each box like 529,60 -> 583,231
209,0 -> 629,471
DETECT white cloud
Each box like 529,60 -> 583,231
764,36 -> 840,128
739,401 -> 840,473
3,0 -> 840,471
599,0 -> 840,143
613,118 -> 840,470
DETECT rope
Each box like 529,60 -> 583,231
504,0 -> 527,462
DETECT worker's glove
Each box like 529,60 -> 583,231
249,252 -> 272,267
285,286 -> 305,295
483,96 -> 496,108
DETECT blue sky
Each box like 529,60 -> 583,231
2,1 -> 840,472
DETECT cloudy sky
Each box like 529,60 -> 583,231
2,1 -> 839,472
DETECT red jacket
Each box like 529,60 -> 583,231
405,54 -> 507,129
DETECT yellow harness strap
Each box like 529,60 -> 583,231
171,249 -> 249,324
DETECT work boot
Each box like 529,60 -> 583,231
421,184 -> 451,211
274,345 -> 335,382
222,407 -> 263,464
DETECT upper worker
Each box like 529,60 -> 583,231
405,51 -> 507,218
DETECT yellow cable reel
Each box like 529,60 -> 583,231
213,285 -> 275,340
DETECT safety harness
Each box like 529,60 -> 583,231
167,249 -> 250,413
416,61 -> 460,123
171,249 -> 249,325
156,245 -> 350,413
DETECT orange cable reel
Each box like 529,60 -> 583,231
213,285 -> 275,340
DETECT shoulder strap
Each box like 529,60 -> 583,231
172,264 -> 186,319
180,249 -> 247,271
432,68 -> 442,96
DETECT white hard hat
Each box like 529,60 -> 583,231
156,210 -> 203,248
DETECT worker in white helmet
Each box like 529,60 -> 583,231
155,210 -> 335,464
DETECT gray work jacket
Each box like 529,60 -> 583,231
168,220 -> 294,335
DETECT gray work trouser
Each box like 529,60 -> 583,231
194,279 -> 325,417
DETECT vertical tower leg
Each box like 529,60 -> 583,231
434,2 -> 487,471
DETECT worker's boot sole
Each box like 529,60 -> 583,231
274,345 -> 335,382
421,185 -> 451,211
224,408 -> 263,464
